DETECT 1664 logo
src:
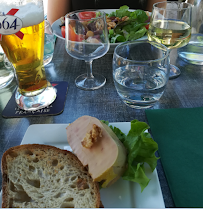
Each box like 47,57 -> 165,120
0,8 -> 24,40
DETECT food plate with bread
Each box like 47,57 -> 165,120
0,122 -> 165,208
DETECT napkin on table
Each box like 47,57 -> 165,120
145,107 -> 203,208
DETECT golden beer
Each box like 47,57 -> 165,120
0,0 -> 56,111
1,20 -> 47,96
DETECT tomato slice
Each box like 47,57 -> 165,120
145,24 -> 149,30
68,24 -> 85,42
78,11 -> 96,20
68,24 -> 77,41
61,26 -> 65,38
77,34 -> 85,42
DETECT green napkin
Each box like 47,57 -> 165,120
145,107 -> 203,208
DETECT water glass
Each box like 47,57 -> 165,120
0,46 -> 14,89
178,33 -> 203,65
113,40 -> 170,109
177,0 -> 203,65
44,20 -> 55,66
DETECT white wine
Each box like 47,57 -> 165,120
148,20 -> 191,49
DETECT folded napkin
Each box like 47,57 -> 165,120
145,107 -> 203,208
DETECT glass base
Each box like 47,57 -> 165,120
75,73 -> 106,90
177,33 -> 203,65
15,84 -> 57,111
122,99 -> 157,109
0,70 -> 14,90
43,54 -> 53,66
169,64 -> 181,79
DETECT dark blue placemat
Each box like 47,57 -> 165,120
2,81 -> 68,118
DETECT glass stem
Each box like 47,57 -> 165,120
85,60 -> 94,79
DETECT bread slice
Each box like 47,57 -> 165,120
1,144 -> 101,208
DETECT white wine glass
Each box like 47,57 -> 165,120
148,1 -> 192,79
65,10 -> 109,90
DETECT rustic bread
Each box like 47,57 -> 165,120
1,144 -> 101,208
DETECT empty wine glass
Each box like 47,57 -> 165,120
148,1 -> 192,79
65,10 -> 109,90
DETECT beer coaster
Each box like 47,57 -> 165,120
2,81 -> 68,118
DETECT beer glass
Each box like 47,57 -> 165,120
0,0 -> 56,110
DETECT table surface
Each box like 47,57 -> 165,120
1,38 -> 203,208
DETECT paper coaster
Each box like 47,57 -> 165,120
2,81 -> 68,118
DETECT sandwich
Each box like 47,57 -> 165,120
1,144 -> 101,208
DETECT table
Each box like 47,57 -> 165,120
1,38 -> 203,208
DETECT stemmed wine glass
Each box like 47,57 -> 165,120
65,10 -> 109,90
148,1 -> 192,79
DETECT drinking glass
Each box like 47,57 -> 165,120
113,40 -> 170,109
148,1 -> 192,79
0,0 -> 56,110
65,10 -> 109,90
44,20 -> 55,66
177,0 -> 203,65
0,46 -> 14,89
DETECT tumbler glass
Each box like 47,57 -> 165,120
113,40 -> 170,109
0,0 -> 56,110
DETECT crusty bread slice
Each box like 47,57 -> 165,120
1,144 -> 101,208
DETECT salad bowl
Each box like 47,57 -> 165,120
52,8 -> 149,53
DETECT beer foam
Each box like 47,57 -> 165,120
0,1 -> 44,27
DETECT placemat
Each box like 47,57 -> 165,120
145,107 -> 203,208
2,81 -> 68,118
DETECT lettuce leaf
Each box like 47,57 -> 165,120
110,34 -> 126,43
129,9 -> 148,23
115,5 -> 131,18
108,5 -> 131,18
128,27 -> 147,41
102,119 -> 159,192
107,6 -> 148,43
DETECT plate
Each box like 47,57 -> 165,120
0,122 -> 165,208
52,9 -> 148,53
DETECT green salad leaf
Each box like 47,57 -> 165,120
110,34 -> 126,43
102,119 -> 159,192
129,9 -> 148,23
108,5 -> 131,18
128,27 -> 147,41
107,5 -> 149,43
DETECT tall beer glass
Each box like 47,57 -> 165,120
0,0 -> 56,110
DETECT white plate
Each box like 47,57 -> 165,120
52,9 -> 134,40
0,122 -> 164,208
52,9 -> 148,53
